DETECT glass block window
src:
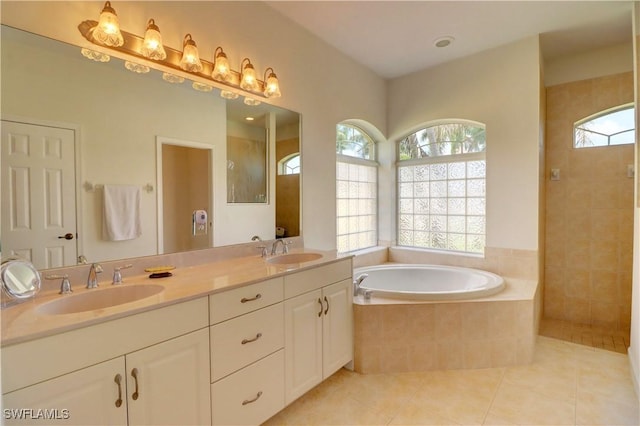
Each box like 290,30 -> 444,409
336,124 -> 377,253
574,104 -> 635,148
397,122 -> 486,254
278,153 -> 300,175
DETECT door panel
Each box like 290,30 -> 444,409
1,121 -> 77,268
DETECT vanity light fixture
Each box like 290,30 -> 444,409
263,67 -> 281,98
220,90 -> 240,100
211,47 -> 231,82
244,97 -> 261,106
179,34 -> 203,73
141,19 -> 166,60
240,58 -> 260,92
92,1 -> 124,47
124,61 -> 150,74
78,3 -> 283,99
81,48 -> 110,62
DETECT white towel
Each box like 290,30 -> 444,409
102,185 -> 142,241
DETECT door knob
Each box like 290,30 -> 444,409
58,233 -> 74,240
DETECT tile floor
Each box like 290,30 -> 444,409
264,336 -> 639,425
539,318 -> 630,354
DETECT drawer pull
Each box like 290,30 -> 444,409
131,368 -> 140,400
114,374 -> 123,408
324,296 -> 329,315
241,294 -> 262,303
317,298 -> 323,317
242,391 -> 263,406
241,333 -> 263,345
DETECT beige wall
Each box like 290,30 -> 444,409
385,36 -> 543,252
544,72 -> 634,330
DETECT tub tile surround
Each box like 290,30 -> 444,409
265,336 -> 639,426
352,246 -> 541,373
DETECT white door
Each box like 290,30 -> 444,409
284,289 -> 323,404
322,279 -> 354,377
125,328 -> 211,426
2,357 -> 128,426
1,120 -> 77,268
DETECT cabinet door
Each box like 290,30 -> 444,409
322,279 -> 354,377
2,357 -> 127,426
126,328 -> 211,426
284,289 -> 323,404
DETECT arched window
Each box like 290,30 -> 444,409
278,153 -> 300,175
397,121 -> 486,254
574,104 -> 634,148
336,123 -> 378,253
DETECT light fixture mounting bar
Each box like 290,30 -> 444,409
77,20 -> 269,99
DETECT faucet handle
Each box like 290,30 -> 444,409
112,264 -> 133,285
256,246 -> 268,258
46,274 -> 72,295
283,240 -> 293,254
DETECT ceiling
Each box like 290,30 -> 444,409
265,1 -> 633,79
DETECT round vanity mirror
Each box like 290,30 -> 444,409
1,258 -> 41,299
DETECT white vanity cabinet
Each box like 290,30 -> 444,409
283,259 -> 353,404
1,297 -> 211,426
208,277 -> 285,426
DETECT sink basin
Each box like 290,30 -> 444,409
267,253 -> 323,265
37,284 -> 165,315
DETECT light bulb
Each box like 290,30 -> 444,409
179,34 -> 203,73
141,19 -> 166,60
92,1 -> 124,47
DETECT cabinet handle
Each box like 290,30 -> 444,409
242,391 -> 263,406
241,294 -> 262,303
241,333 -> 263,345
324,296 -> 329,315
131,368 -> 140,400
317,298 -> 323,317
114,374 -> 123,408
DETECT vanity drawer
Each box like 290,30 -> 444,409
210,303 -> 284,381
209,277 -> 283,324
284,259 -> 352,299
211,349 -> 284,426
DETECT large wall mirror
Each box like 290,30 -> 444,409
0,26 -> 301,271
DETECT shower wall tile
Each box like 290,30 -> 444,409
544,71 -> 634,332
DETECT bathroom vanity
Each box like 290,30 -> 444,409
1,251 -> 353,425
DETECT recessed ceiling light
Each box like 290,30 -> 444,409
245,117 -> 255,121
434,36 -> 454,48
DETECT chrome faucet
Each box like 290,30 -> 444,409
271,239 -> 285,255
353,274 -> 369,296
86,263 -> 103,289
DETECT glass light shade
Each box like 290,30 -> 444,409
264,71 -> 281,98
220,90 -> 239,100
180,34 -> 203,73
141,19 -> 166,60
93,1 -> 124,47
240,60 -> 259,92
211,49 -> 231,81
124,61 -> 150,74
192,82 -> 213,92
162,72 -> 185,84
243,97 -> 261,106
81,48 -> 110,62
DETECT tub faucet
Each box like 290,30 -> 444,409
86,263 -> 103,289
353,273 -> 369,296
271,239 -> 285,255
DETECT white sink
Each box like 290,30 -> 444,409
37,284 -> 165,315
267,253 -> 323,265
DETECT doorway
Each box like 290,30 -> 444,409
156,137 -> 213,254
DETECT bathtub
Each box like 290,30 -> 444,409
354,264 -> 505,300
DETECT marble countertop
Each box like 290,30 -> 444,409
1,249 -> 349,347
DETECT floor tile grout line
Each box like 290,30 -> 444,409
480,366 -> 506,425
